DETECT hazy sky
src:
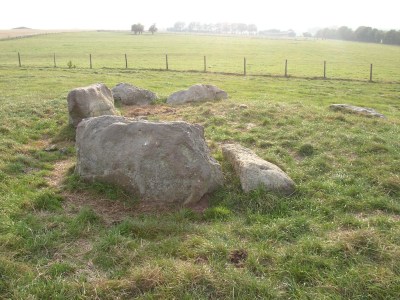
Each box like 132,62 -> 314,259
1,0 -> 398,32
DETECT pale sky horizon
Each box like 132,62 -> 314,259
1,0 -> 399,33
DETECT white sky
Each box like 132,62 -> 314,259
1,0 -> 398,33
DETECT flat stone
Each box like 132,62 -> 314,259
222,143 -> 295,195
112,83 -> 157,106
167,84 -> 228,105
330,104 -> 385,118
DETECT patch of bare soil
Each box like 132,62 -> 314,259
47,158 -> 204,225
124,105 -> 177,118
62,190 -> 137,225
229,249 -> 248,267
47,159 -> 75,188
186,194 -> 210,213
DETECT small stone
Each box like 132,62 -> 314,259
239,104 -> 248,109
44,144 -> 58,152
59,147 -> 68,155
167,84 -> 228,105
222,143 -> 295,195
246,123 -> 256,130
330,104 -> 385,118
67,83 -> 117,127
112,83 -> 157,106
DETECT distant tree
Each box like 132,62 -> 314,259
173,22 -> 185,32
149,24 -> 158,34
312,25 -> 400,45
131,23 -> 144,35
315,28 -> 338,39
231,23 -> 239,34
303,32 -> 312,38
187,22 -> 202,32
288,30 -> 296,37
354,26 -> 374,42
248,24 -> 258,35
187,22 -> 196,32
138,24 -> 144,34
237,23 -> 248,34
371,28 -> 384,43
383,29 -> 400,45
222,23 -> 231,34
337,26 -> 354,40
215,23 -> 223,33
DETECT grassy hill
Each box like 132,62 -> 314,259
0,32 -> 399,299
1,31 -> 400,81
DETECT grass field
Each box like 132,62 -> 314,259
1,31 -> 400,81
0,32 -> 400,299
0,29 -> 86,40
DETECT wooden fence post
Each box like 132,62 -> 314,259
89,54 -> 92,69
166,54 -> 169,70
125,54 -> 128,69
54,53 -> 56,68
204,56 -> 207,72
284,59 -> 288,77
324,61 -> 326,78
18,52 -> 21,67
244,57 -> 247,76
370,64 -> 373,82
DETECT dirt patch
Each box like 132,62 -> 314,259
123,105 -> 177,118
46,158 -> 197,224
61,189 -> 208,226
185,194 -> 210,213
62,190 -> 133,224
229,249 -> 248,267
47,159 -> 75,188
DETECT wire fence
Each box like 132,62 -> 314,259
2,51 -> 399,83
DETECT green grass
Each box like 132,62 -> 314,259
0,31 -> 400,81
0,32 -> 400,299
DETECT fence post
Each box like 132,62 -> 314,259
284,59 -> 288,77
323,61 -> 326,79
369,64 -> 373,82
89,54 -> 92,69
244,57 -> 247,76
18,52 -> 21,67
125,54 -> 128,69
204,56 -> 207,72
166,54 -> 169,70
54,53 -> 56,68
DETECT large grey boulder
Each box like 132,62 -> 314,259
222,144 -> 295,195
329,104 -> 385,118
112,83 -> 157,106
67,83 -> 117,127
167,84 -> 228,105
75,115 -> 223,205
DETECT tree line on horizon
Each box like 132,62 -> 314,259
315,26 -> 400,45
167,22 -> 259,35
130,21 -> 400,45
131,23 -> 157,35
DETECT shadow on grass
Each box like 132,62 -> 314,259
52,124 -> 76,143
